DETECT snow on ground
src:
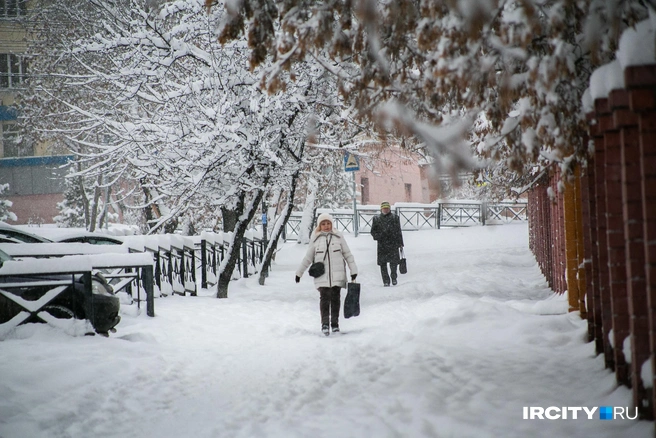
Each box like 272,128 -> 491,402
0,223 -> 652,437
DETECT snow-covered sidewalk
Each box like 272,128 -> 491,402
0,223 -> 651,437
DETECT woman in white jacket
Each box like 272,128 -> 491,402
295,213 -> 358,336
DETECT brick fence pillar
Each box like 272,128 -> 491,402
585,124 -> 604,350
584,152 -> 603,348
592,98 -> 614,368
625,64 -> 656,420
602,92 -> 631,387
549,176 -> 556,289
575,167 -> 587,316
564,170 -> 581,311
612,87 -> 650,413
554,170 -> 567,294
543,179 -> 553,287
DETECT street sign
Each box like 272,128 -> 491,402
344,152 -> 360,172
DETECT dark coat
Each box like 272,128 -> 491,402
371,212 -> 404,266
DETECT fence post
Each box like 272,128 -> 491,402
190,245 -> 197,296
201,239 -> 207,289
142,265 -> 155,317
154,251 -> 161,293
437,203 -> 441,229
82,271 -> 92,302
242,237 -> 249,277
179,247 -> 186,296
213,242 -> 218,279
481,202 -> 486,226
167,249 -> 174,290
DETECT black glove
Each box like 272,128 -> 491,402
295,275 -> 300,283
351,274 -> 357,281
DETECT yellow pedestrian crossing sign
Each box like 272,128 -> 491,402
344,152 -> 360,172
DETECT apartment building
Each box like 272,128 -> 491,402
356,145 -> 436,207
0,1 -> 68,224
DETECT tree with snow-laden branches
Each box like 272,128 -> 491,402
211,0 -> 652,195
0,184 -> 17,223
21,0 -> 362,297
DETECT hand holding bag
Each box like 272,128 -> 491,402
344,282 -> 361,318
399,248 -> 407,274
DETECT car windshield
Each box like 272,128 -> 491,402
60,236 -> 122,245
0,226 -> 51,243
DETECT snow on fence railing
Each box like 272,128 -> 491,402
0,230 -> 265,334
0,248 -> 156,326
283,201 -> 528,240
124,229 -> 265,294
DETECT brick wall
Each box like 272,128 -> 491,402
528,62 -> 656,420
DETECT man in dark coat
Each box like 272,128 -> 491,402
370,201 -> 404,286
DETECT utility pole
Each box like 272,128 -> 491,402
352,172 -> 358,237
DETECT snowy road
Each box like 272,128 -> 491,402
0,223 -> 651,437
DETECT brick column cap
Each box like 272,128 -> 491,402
625,65 -> 656,89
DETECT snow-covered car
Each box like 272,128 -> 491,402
56,233 -> 124,245
0,222 -> 52,243
0,224 -> 124,246
0,248 -> 121,335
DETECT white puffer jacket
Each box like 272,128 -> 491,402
296,229 -> 358,289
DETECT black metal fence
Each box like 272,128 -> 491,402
0,249 -> 156,336
0,232 -> 264,331
126,231 -> 265,296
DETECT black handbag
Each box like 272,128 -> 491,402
399,248 -> 407,274
308,262 -> 325,278
308,235 -> 331,278
344,282 -> 361,318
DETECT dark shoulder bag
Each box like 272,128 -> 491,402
309,235 -> 331,278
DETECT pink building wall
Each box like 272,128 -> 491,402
356,146 -> 431,206
5,193 -> 63,225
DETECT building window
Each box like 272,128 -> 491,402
405,183 -> 412,202
2,122 -> 31,157
361,177 -> 369,205
0,0 -> 26,18
0,54 -> 27,88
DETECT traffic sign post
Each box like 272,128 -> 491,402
344,152 -> 360,172
344,152 -> 359,236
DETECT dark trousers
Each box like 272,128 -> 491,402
318,286 -> 341,327
380,263 -> 398,285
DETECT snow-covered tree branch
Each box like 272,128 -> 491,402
21,0 -> 362,296
212,0 -> 652,193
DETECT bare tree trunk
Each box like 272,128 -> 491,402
258,171 -> 300,285
88,174 -> 102,232
141,179 -> 178,234
141,179 -> 155,231
217,189 -> 264,298
97,185 -> 111,230
77,161 -> 91,229
221,206 -> 238,232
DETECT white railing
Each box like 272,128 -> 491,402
283,201 -> 528,240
